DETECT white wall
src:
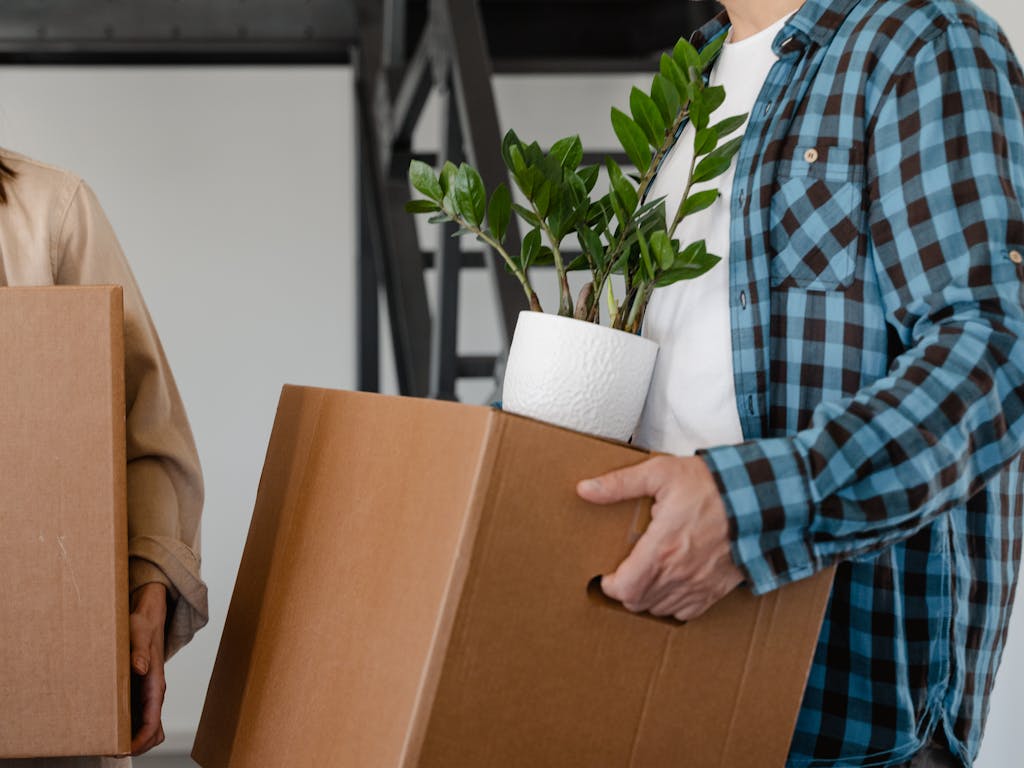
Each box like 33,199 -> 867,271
1,0 -> 1022,761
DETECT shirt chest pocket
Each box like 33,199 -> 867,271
769,144 -> 866,291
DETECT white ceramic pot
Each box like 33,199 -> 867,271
501,310 -> 659,442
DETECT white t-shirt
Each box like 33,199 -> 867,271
633,16 -> 789,455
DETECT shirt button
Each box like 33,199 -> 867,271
1010,249 -> 1023,264
763,101 -> 774,117
804,148 -> 819,163
739,290 -> 747,309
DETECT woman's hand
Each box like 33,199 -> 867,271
129,582 -> 168,755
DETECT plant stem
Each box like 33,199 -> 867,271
668,146 -> 701,239
573,281 -> 594,321
531,201 -> 573,317
637,107 -> 690,203
450,212 -> 543,313
625,283 -> 655,334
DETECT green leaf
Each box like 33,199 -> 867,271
649,230 -> 675,270
409,160 -> 442,202
564,253 -> 590,271
635,197 -> 667,219
521,228 -> 542,270
656,241 -> 721,285
707,135 -> 744,164
689,87 -> 707,132
439,161 -> 458,196
534,180 -> 553,219
655,259 -> 719,286
678,239 -> 706,263
427,213 -> 449,224
531,246 -> 556,267
488,183 -> 511,244
605,158 -> 639,215
549,135 -> 584,171
637,231 -> 655,282
501,129 -> 522,170
672,39 -> 701,79
710,113 -> 748,139
702,85 -> 726,117
524,140 -> 545,166
694,127 -> 718,156
680,189 -> 720,218
405,199 -> 441,214
691,136 -> 743,184
578,164 -> 600,193
512,203 -> 542,228
508,144 -> 528,179
630,87 -> 667,149
699,33 -> 726,70
650,73 -> 681,126
659,54 -> 690,104
453,164 -> 487,227
611,107 -> 652,175
578,224 -> 605,269
608,183 -> 627,229
691,155 -> 732,185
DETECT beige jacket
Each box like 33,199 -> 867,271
0,148 -> 208,660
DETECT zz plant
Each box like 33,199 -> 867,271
407,34 -> 745,335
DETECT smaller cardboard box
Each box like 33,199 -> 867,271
0,286 -> 130,759
194,386 -> 833,768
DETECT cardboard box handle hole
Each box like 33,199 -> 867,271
586,575 -> 686,628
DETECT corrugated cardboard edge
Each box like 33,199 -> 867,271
719,566 -> 837,767
398,409 -> 506,768
192,385 -> 328,768
108,286 -> 131,757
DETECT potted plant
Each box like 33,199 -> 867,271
407,35 -> 745,441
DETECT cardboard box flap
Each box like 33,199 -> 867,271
193,386 -> 329,767
194,388 -> 499,768
631,567 -> 834,766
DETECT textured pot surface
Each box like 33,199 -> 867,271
502,311 -> 658,441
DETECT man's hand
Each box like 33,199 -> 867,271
577,455 -> 744,621
129,582 -> 168,755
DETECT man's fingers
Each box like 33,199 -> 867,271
601,528 -> 664,610
578,457 -> 669,505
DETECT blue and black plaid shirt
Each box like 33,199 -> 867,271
688,1 -> 1024,765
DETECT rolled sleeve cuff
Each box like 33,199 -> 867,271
128,535 -> 209,658
699,436 -> 819,595
129,557 -> 179,601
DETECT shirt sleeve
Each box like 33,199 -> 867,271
699,21 -> 1024,594
54,180 -> 209,657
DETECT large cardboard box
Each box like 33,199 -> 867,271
0,286 -> 130,758
194,386 -> 833,768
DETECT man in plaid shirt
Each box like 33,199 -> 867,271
578,0 -> 1024,765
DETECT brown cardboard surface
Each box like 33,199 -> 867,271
0,286 -> 130,759
194,387 -> 833,768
